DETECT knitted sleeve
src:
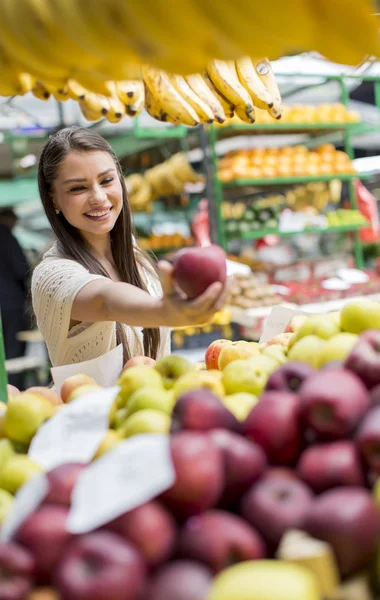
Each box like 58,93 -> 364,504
31,257 -> 104,365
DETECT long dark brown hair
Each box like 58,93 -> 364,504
38,126 -> 160,362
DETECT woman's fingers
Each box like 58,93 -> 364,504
214,277 -> 233,311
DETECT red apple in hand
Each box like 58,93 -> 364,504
242,392 -> 302,465
108,501 -> 176,567
241,476 -> 313,550
177,510 -> 266,572
161,431 -> 224,517
143,560 -> 213,600
171,390 -> 240,434
172,245 -> 227,298
265,361 -> 315,394
54,531 -> 146,600
205,340 -> 232,370
301,487 -> 380,576
299,369 -> 369,439
345,329 -> 380,388
0,542 -> 35,600
297,441 -> 365,492
45,463 -> 86,506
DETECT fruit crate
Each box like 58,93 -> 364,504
171,323 -> 240,352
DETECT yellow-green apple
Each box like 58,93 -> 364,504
0,489 -> 14,524
243,391 -> 302,465
329,310 -> 341,327
205,339 -> 232,370
45,463 -> 86,505
0,438 -> 15,469
126,387 -> 174,417
208,559 -> 321,600
6,384 -> 20,398
122,355 -> 156,372
195,361 -> 206,371
297,441 -> 365,492
345,329 -> 380,388
302,487 -> 380,576
171,390 -> 240,433
143,560 -> 213,600
108,501 -> 176,567
222,355 -> 277,397
260,332 -> 294,350
285,315 -> 308,334
117,366 -> 164,407
261,345 -> 287,365
161,431 -> 224,517
208,429 -> 267,506
54,531 -> 146,600
0,542 -> 35,600
67,384 -> 102,403
341,300 -> 380,334
218,341 -> 260,370
61,374 -> 98,404
318,333 -> 358,367
222,393 -> 258,422
0,402 -> 6,438
27,387 -> 63,406
265,361 -> 316,394
93,429 -> 122,458
16,504 -> 73,584
172,244 -> 227,299
172,371 -> 225,400
299,369 -> 369,439
177,510 -> 266,572
294,314 -> 340,341
0,455 -> 43,494
112,407 -> 128,429
4,393 -> 55,445
240,476 -> 313,549
288,335 -> 327,368
117,409 -> 171,438
155,355 -> 195,389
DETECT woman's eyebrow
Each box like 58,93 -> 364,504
63,168 -> 115,185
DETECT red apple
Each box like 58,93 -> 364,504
299,368 -> 369,439
345,329 -> 380,388
205,340 -> 232,371
142,560 -> 213,600
60,374 -> 98,404
370,383 -> 380,406
171,390 -> 240,434
297,441 -> 365,493
54,531 -> 146,600
122,356 -> 156,372
0,542 -> 35,600
261,467 -> 299,482
161,431 -> 224,517
356,405 -> 380,474
240,476 -> 313,549
177,510 -> 266,572
208,429 -> 267,505
15,504 -> 72,584
45,463 -> 86,506
301,487 -> 380,576
108,501 -> 176,567
242,391 -> 302,465
265,361 -> 316,394
27,387 -> 63,407
172,244 -> 227,299
259,332 -> 294,350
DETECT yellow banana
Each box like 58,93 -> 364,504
32,81 -> 51,101
106,95 -> 126,123
125,85 -> 145,117
144,84 -> 168,123
116,81 -> 144,106
79,93 -> 109,122
0,58 -> 35,96
235,56 -> 274,111
52,87 -> 70,102
185,73 -> 226,124
142,65 -> 199,127
252,58 -> 282,119
168,74 -> 214,124
73,71 -> 117,97
235,105 -> 255,124
67,80 -> 88,101
207,59 -> 254,115
203,74 -> 234,118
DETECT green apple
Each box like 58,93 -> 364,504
67,384 -> 102,403
341,300 -> 380,334
222,355 -> 277,396
117,366 -> 164,408
111,407 -> 129,429
117,409 -> 171,438
0,455 -> 43,494
0,489 -> 14,523
294,314 -> 340,341
208,560 -> 321,600
4,393 -> 55,445
318,333 -> 358,367
0,439 -> 15,470
126,387 -> 175,417
261,345 -> 287,365
329,310 -> 341,328
93,429 -> 122,459
288,335 -> 327,369
218,341 -> 260,370
172,371 -> 225,400
222,393 -> 258,421
154,355 -> 195,390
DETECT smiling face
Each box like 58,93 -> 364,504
52,150 -> 123,242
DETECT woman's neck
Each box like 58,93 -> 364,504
81,231 -> 113,263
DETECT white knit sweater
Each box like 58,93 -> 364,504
31,243 -> 171,367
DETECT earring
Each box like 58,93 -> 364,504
55,209 -> 60,214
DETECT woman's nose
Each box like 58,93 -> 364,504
89,184 -> 107,204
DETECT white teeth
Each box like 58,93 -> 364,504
86,208 -> 111,217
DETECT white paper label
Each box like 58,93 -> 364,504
66,434 -> 175,534
51,344 -> 123,396
260,305 -> 309,343
0,473 -> 49,542
28,387 -> 120,470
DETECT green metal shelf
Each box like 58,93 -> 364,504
222,173 -> 371,188
228,222 -> 369,241
215,122 -> 362,135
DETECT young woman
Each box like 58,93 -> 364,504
32,126 -> 228,367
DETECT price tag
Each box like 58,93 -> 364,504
260,305 -> 309,343
28,387 -> 119,470
0,473 -> 49,542
66,434 -> 175,534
